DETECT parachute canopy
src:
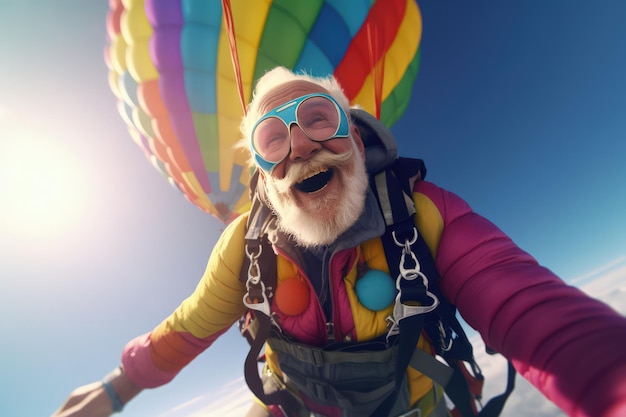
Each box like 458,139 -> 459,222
105,0 -> 422,223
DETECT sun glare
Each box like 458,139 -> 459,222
0,124 -> 89,241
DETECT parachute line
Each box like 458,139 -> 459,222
366,21 -> 384,120
221,0 -> 247,116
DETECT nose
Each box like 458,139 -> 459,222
288,124 -> 321,162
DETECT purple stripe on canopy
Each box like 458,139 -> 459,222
144,0 -> 211,193
145,0 -> 183,27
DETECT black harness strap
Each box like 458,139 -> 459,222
477,361 -> 516,417
239,187 -> 305,416
371,158 -> 433,417
374,158 -> 516,417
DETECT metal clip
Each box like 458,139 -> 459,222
326,322 -> 335,343
245,243 -> 262,284
438,320 -> 453,352
396,408 -> 422,417
386,315 -> 400,338
386,314 -> 399,337
387,226 -> 440,340
398,250 -> 422,281
243,277 -> 271,317
393,227 -> 422,281
386,291 -> 439,339
243,243 -> 271,316
392,228 -> 418,253
391,289 -> 439,321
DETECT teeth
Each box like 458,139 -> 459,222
297,168 -> 327,183
294,168 -> 334,193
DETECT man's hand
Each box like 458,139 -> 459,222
52,381 -> 113,417
52,367 -> 142,417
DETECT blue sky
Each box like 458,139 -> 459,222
0,1 -> 625,416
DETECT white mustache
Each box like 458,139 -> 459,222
272,145 -> 355,194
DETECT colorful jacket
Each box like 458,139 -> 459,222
120,180 -> 626,417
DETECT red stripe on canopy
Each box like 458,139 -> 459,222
333,0 -> 407,112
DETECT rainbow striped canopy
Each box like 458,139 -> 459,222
105,0 -> 422,223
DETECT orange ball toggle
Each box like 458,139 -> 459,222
275,277 -> 310,316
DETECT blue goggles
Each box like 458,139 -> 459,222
250,93 -> 350,173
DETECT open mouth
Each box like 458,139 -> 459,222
294,168 -> 334,193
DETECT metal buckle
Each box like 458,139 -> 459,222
399,250 -> 422,281
387,288 -> 439,338
242,243 -> 271,316
387,227 -> 439,339
392,228 -> 418,252
396,408 -> 422,417
438,321 -> 453,352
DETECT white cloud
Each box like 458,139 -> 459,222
158,377 -> 253,417
472,338 -> 566,417
166,256 -> 625,417
573,255 -> 626,315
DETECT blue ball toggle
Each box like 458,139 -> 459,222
355,269 -> 397,311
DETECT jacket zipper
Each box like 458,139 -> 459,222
327,251 -> 339,343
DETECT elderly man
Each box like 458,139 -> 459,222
54,67 -> 626,417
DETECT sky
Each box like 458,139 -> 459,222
0,1 -> 625,416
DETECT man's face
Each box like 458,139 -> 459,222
255,81 -> 369,247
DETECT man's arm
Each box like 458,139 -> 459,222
415,180 -> 626,417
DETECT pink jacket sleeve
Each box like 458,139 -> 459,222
416,181 -> 626,417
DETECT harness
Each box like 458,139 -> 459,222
237,110 -> 516,417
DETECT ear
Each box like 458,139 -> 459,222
351,124 -> 365,158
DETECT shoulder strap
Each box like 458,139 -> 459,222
238,177 -> 305,416
370,157 -> 438,417
373,158 -> 516,417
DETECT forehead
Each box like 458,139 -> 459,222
258,80 -> 329,116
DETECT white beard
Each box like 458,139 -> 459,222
262,138 -> 369,248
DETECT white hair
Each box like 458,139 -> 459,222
238,67 -> 352,165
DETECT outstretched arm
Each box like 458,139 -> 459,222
52,213 -> 250,416
415,181 -> 626,417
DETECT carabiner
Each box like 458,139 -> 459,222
392,228 -> 418,253
243,242 -> 271,316
398,251 -> 422,281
